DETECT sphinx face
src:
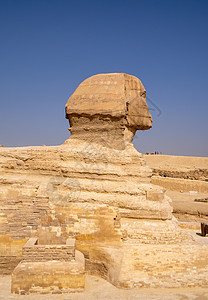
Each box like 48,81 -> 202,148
127,89 -> 152,130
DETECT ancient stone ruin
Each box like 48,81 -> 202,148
65,73 -> 152,150
0,73 -> 207,294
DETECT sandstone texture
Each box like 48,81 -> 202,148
0,73 -> 207,292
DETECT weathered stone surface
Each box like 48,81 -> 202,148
11,238 -> 85,294
117,244 -> 208,288
11,252 -> 85,294
0,73 -> 207,290
151,176 -> 208,193
22,237 -> 76,261
65,73 -> 152,126
65,73 -> 152,150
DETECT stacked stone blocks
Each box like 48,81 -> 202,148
11,238 -> 85,294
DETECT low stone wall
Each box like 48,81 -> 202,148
145,155 -> 208,182
151,176 -> 208,193
152,168 -> 208,182
11,239 -> 85,294
11,252 -> 85,294
22,238 -> 75,262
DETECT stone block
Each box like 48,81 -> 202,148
11,250 -> 85,294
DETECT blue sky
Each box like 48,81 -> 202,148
0,0 -> 207,156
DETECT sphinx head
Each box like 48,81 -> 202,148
65,73 -> 152,150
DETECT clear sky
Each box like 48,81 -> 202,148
0,0 -> 207,156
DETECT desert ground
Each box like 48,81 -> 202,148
0,274 -> 208,300
145,154 -> 208,223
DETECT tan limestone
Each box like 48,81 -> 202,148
11,238 -> 85,294
65,73 -> 152,150
0,73 -> 206,291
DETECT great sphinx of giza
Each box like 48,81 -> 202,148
65,73 -> 152,149
64,73 -> 174,222
0,73 -> 207,292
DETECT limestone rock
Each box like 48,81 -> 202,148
0,73 -> 206,290
11,238 -> 85,294
65,73 -> 152,150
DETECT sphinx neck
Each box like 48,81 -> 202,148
67,115 -> 136,150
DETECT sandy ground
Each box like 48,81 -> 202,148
145,155 -> 208,170
167,190 -> 208,222
0,275 -> 208,300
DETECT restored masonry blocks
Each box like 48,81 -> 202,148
0,73 -> 206,294
22,238 -> 76,261
11,238 -> 85,294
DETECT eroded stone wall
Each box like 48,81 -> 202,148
0,142 -> 179,279
145,155 -> 208,181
